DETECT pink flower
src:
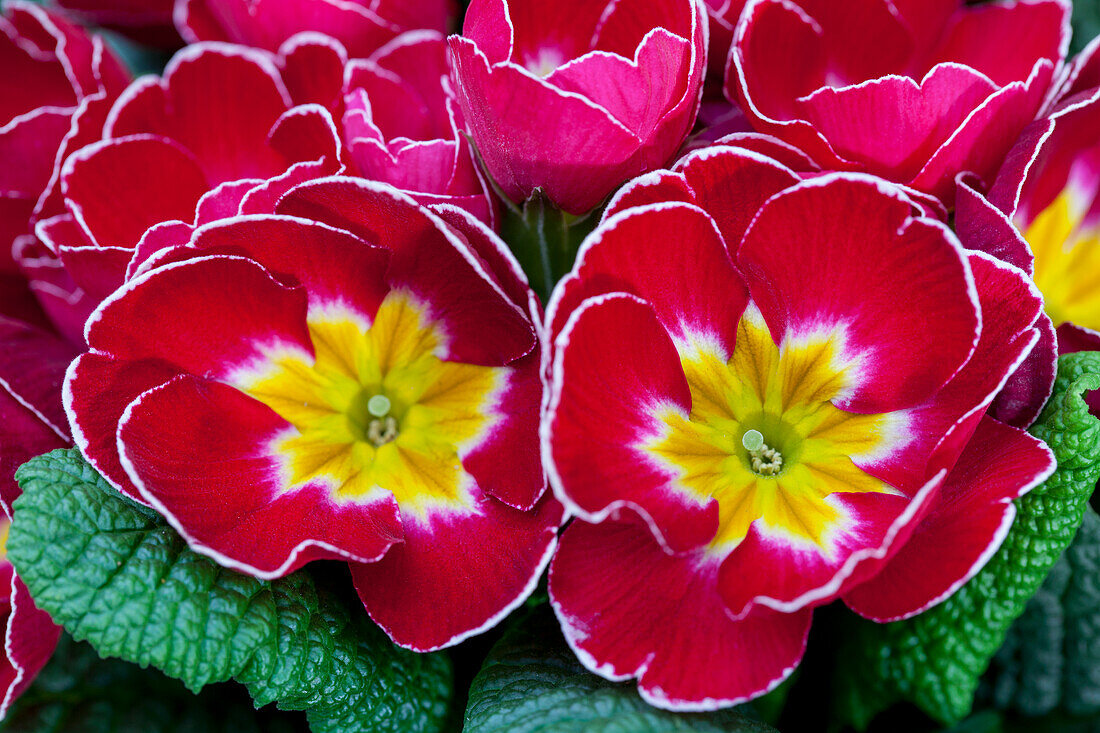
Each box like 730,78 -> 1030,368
542,146 -> 1054,708
448,0 -> 707,215
726,0 -> 1070,206
52,0 -> 180,48
0,1 -> 128,274
65,180 -> 563,651
23,42 -> 345,342
176,0 -> 456,59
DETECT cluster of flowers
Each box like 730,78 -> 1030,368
4,0 -> 1100,717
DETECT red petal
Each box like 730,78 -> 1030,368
107,45 -> 291,183
546,293 -> 718,552
351,493 -> 562,651
550,517 -> 811,709
737,175 -> 979,413
844,416 -> 1055,621
62,136 -> 209,249
85,256 -> 313,381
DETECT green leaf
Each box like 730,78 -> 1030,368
987,507 -> 1100,717
834,351 -> 1100,728
1072,0 -> 1100,55
1,634 -> 301,733
8,449 -> 452,733
463,605 -> 777,733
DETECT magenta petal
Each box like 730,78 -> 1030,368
0,390 -> 68,512
927,0 -> 1067,87
179,0 -> 402,58
546,293 -> 719,552
461,352 -> 545,511
351,493 -> 562,651
675,145 -> 802,255
737,175 -> 979,413
844,416 -> 1055,621
911,62 -> 1053,204
601,170 -> 695,221
954,175 -> 1034,273
547,30 -> 689,149
991,313 -> 1056,429
797,65 -> 997,183
0,317 -> 76,439
549,518 -> 811,709
120,375 -> 403,578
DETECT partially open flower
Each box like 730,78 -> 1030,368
726,0 -> 1070,207
448,0 -> 707,215
342,31 -> 498,227
24,42 -> 344,342
543,147 -> 1054,708
176,0 -> 456,58
65,180 -> 562,651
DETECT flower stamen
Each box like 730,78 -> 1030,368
365,394 -> 398,446
742,429 -> 783,476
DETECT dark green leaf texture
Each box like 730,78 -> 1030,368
8,449 -> 452,733
463,606 -> 777,733
988,507 -> 1100,717
0,634 -> 300,733
835,351 -> 1100,727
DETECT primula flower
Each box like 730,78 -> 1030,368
726,0 -> 1070,206
341,31 -> 499,227
1,1 -> 128,273
542,146 -> 1054,707
176,0 -> 456,58
25,41 -> 344,342
448,0 -> 707,215
65,180 -> 562,651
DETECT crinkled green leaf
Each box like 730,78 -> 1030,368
463,606 -> 777,733
8,449 -> 452,733
988,507 -> 1100,717
0,634 -> 300,733
835,351 -> 1100,727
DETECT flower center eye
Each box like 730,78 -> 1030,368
349,392 -> 400,447
742,429 -> 783,476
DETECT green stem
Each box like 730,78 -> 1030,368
501,192 -> 596,302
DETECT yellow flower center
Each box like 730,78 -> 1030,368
238,290 -> 506,517
1024,191 -> 1100,329
643,309 -> 906,555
